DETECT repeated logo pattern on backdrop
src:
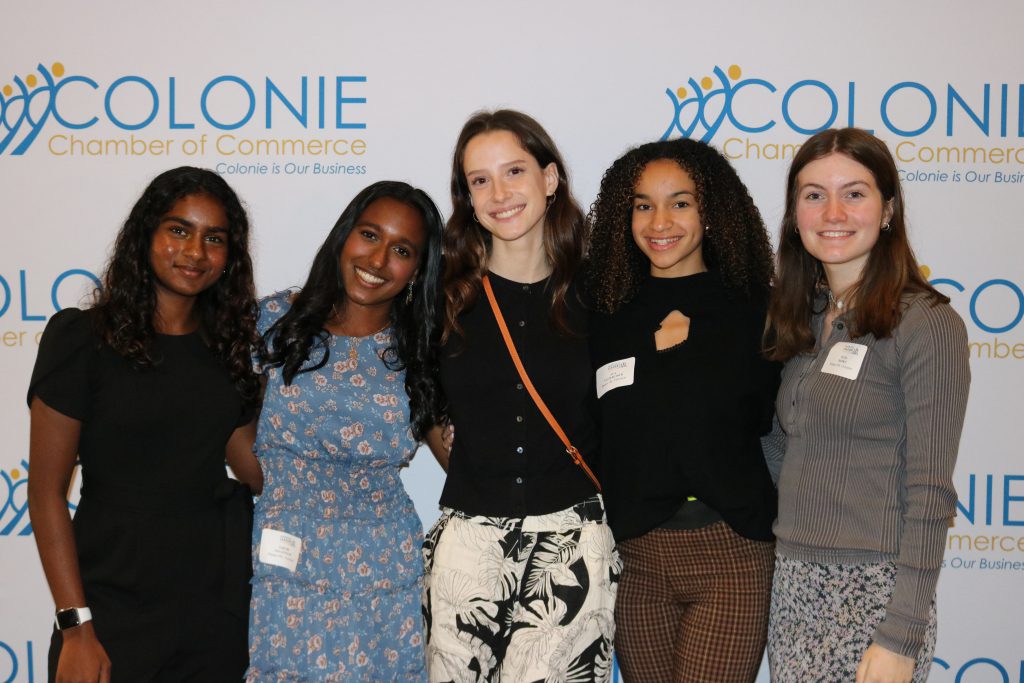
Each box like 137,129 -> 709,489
661,63 -> 1024,186
3,8 -> 1021,679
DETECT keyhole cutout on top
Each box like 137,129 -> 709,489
655,310 -> 690,351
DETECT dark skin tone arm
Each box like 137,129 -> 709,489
28,397 -> 111,683
225,418 -> 262,494
226,376 -> 265,494
425,424 -> 450,472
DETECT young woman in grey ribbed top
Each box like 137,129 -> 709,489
763,128 -> 970,683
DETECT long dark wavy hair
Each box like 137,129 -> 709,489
766,128 -> 947,361
586,138 -> 774,313
443,109 -> 586,340
259,181 -> 445,440
92,166 -> 259,401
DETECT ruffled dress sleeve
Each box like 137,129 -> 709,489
26,308 -> 96,421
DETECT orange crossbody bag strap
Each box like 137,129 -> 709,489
481,275 -> 602,493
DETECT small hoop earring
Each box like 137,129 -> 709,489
473,213 -> 481,225
881,222 -> 892,232
546,194 -> 555,207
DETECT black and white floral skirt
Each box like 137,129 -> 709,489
421,496 -> 621,683
767,555 -> 937,683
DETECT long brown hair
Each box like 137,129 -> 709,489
766,128 -> 947,361
442,109 -> 585,341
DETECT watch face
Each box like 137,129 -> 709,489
55,608 -> 82,630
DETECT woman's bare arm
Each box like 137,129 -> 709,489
28,397 -> 111,683
226,418 -> 262,494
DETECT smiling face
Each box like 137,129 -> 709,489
149,193 -> 229,308
462,130 -> 558,250
339,196 -> 426,318
794,152 -> 894,287
631,159 -> 706,278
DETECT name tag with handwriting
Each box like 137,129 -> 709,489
258,528 -> 302,572
822,342 -> 868,380
596,357 -> 636,398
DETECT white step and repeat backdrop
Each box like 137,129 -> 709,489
2,2 -> 1021,681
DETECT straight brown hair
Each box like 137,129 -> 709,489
766,128 -> 947,361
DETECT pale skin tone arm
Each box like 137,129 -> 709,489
225,418 -> 262,495
856,643 -> 915,683
27,398 -> 111,683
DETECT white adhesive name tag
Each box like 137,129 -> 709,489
821,342 -> 868,380
258,528 -> 302,572
596,357 -> 636,398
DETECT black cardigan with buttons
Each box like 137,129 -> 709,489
439,272 -> 599,517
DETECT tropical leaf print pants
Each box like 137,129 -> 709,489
422,496 -> 621,683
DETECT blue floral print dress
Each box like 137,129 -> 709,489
246,291 -> 426,682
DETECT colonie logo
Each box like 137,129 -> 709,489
661,64 -> 1024,168
0,61 -> 369,161
0,460 -> 78,537
922,265 -> 1024,361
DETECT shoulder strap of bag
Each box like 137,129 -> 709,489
481,275 -> 601,492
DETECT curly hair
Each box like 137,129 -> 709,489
259,181 -> 445,441
766,128 -> 948,361
91,166 -> 260,401
443,109 -> 586,341
585,138 -> 774,313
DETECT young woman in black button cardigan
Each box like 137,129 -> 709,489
423,110 -> 620,683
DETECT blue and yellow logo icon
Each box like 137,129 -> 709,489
0,459 -> 79,536
0,62 -> 71,156
1,460 -> 32,535
662,64 -> 773,142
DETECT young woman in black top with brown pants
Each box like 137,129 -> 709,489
423,110 -> 620,683
587,139 -> 779,683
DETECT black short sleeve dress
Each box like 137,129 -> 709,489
28,307 -> 254,680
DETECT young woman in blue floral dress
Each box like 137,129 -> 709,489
245,181 -> 445,682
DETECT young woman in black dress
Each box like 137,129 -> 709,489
28,167 -> 261,683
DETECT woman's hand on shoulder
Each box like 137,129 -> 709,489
55,622 -> 111,683
855,643 -> 915,683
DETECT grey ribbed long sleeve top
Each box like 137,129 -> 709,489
763,294 -> 970,658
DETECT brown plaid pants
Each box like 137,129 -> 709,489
614,522 -> 774,683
